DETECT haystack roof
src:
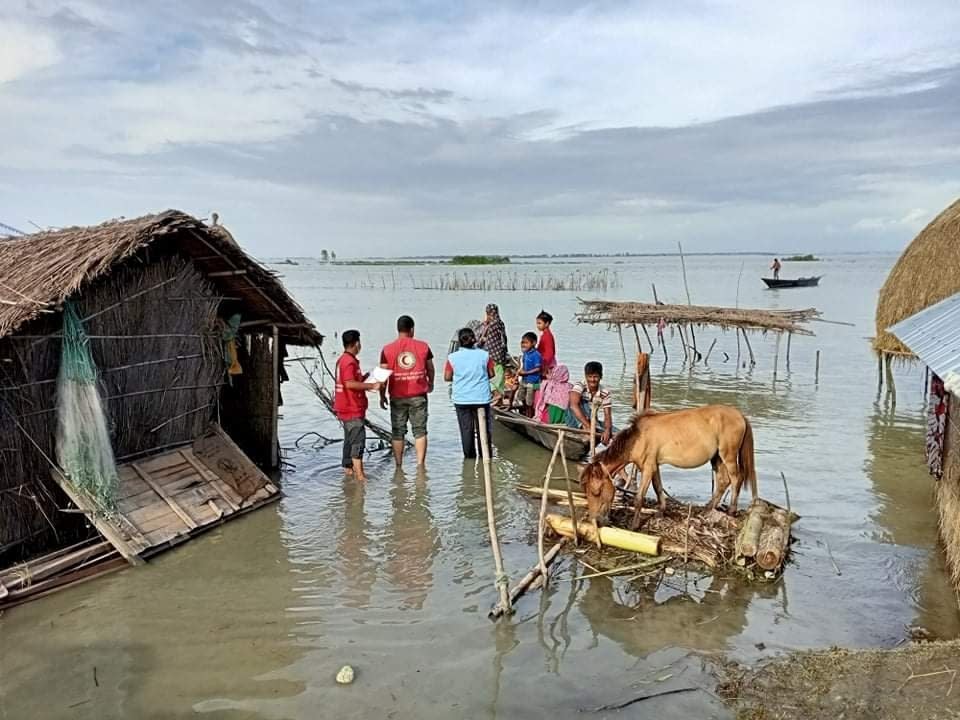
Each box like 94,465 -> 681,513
875,198 -> 960,356
0,210 -> 321,346
575,299 -> 820,335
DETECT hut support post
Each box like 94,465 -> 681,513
616,324 -> 627,363
270,325 -> 280,469
815,350 -> 821,384
884,353 -> 896,395
640,324 -> 655,354
478,407 -> 511,616
786,332 -> 792,370
631,324 -> 642,353
877,353 -> 884,390
538,436 -> 563,584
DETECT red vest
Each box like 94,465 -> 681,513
334,353 -> 367,420
380,337 -> 431,399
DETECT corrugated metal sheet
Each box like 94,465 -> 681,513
889,291 -> 960,378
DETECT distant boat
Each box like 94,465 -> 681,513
762,276 -> 821,289
276,258 -> 299,266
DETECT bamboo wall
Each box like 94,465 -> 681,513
0,253 -> 224,561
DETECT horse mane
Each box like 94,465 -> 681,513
593,412 -> 644,466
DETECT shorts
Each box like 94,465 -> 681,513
519,382 -> 540,406
342,419 -> 366,466
390,395 -> 428,440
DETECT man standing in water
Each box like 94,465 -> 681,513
380,315 -> 434,468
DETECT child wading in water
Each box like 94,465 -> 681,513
334,330 -> 382,481
517,332 -> 542,417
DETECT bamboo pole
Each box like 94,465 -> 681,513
773,332 -> 782,382
877,353 -> 884,390
640,323 -> 655,354
589,400 -> 598,458
815,350 -> 820,383
558,433 -> 579,546
488,541 -> 565,620
741,328 -> 756,366
478,407 -> 511,615
786,332 -> 792,369
546,514 -> 661,555
538,436 -> 564,583
631,324 -> 642,353
616,324 -> 627,363
704,338 -> 717,364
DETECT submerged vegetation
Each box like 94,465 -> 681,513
783,254 -> 819,262
413,269 -> 619,291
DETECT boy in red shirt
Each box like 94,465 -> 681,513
334,329 -> 382,481
536,310 -> 556,374
379,315 -> 434,468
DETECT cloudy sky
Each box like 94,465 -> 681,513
2,1 -> 959,256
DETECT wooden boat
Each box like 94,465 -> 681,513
762,275 -> 821,289
492,407 -> 593,460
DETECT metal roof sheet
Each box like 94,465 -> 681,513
888,291 -> 960,378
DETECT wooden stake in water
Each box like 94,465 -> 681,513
741,328 -> 756,366
773,332 -> 782,382
815,349 -> 821,384
616,324 -> 627,363
558,432 -> 579,546
786,332 -> 792,370
538,436 -> 563,583
477,407 -> 511,615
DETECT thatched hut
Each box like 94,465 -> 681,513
874,199 -> 960,357
0,210 -> 320,569
889,291 -> 960,591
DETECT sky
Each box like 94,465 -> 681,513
2,1 -> 960,257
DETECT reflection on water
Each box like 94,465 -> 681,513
2,253 -> 959,718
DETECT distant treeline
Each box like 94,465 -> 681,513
783,254 -> 819,262
448,255 -> 511,265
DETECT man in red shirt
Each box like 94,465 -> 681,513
536,310 -> 557,373
380,315 -> 435,468
334,330 -> 381,481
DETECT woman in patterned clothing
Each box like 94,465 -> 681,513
477,303 -> 509,403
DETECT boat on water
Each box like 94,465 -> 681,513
762,275 -> 821,289
276,258 -> 299,266
492,407 -> 593,460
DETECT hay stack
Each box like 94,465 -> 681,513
874,199 -> 960,357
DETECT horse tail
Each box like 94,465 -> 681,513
739,417 -> 758,499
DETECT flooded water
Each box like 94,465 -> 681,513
3,254 -> 958,719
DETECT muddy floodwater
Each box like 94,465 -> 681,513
3,254 -> 959,719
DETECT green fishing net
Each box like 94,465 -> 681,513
55,301 -> 119,510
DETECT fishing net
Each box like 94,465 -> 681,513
55,301 -> 119,510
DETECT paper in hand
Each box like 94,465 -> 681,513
368,367 -> 393,383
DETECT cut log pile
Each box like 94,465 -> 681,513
524,485 -> 796,579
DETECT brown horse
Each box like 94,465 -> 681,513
579,405 -> 757,524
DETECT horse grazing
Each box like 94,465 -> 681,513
579,405 -> 757,524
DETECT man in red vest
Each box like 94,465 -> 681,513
380,315 -> 435,468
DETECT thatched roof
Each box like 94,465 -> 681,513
875,199 -> 960,356
576,299 -> 820,335
0,210 -> 321,346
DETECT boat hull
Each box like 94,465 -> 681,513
492,408 -> 593,460
762,276 -> 821,288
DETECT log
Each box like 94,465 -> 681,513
756,525 -> 786,571
756,507 -> 792,571
735,500 -> 768,558
517,485 -> 588,507
546,513 -> 661,556
488,540 -> 565,619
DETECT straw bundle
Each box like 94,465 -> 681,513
874,199 -> 960,356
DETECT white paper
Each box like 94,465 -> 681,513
368,367 -> 393,382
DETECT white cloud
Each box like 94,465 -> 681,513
0,21 -> 59,83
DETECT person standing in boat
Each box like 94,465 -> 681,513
770,258 -> 782,280
535,310 -> 556,375
379,315 -> 434,469
444,327 -> 495,459
477,303 -> 509,405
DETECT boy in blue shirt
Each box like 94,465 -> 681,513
517,332 -> 543,417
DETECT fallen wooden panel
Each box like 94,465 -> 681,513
192,423 -> 275,501
45,425 -> 280,568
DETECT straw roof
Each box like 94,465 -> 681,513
0,210 -> 321,346
576,299 -> 820,335
875,198 -> 960,356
